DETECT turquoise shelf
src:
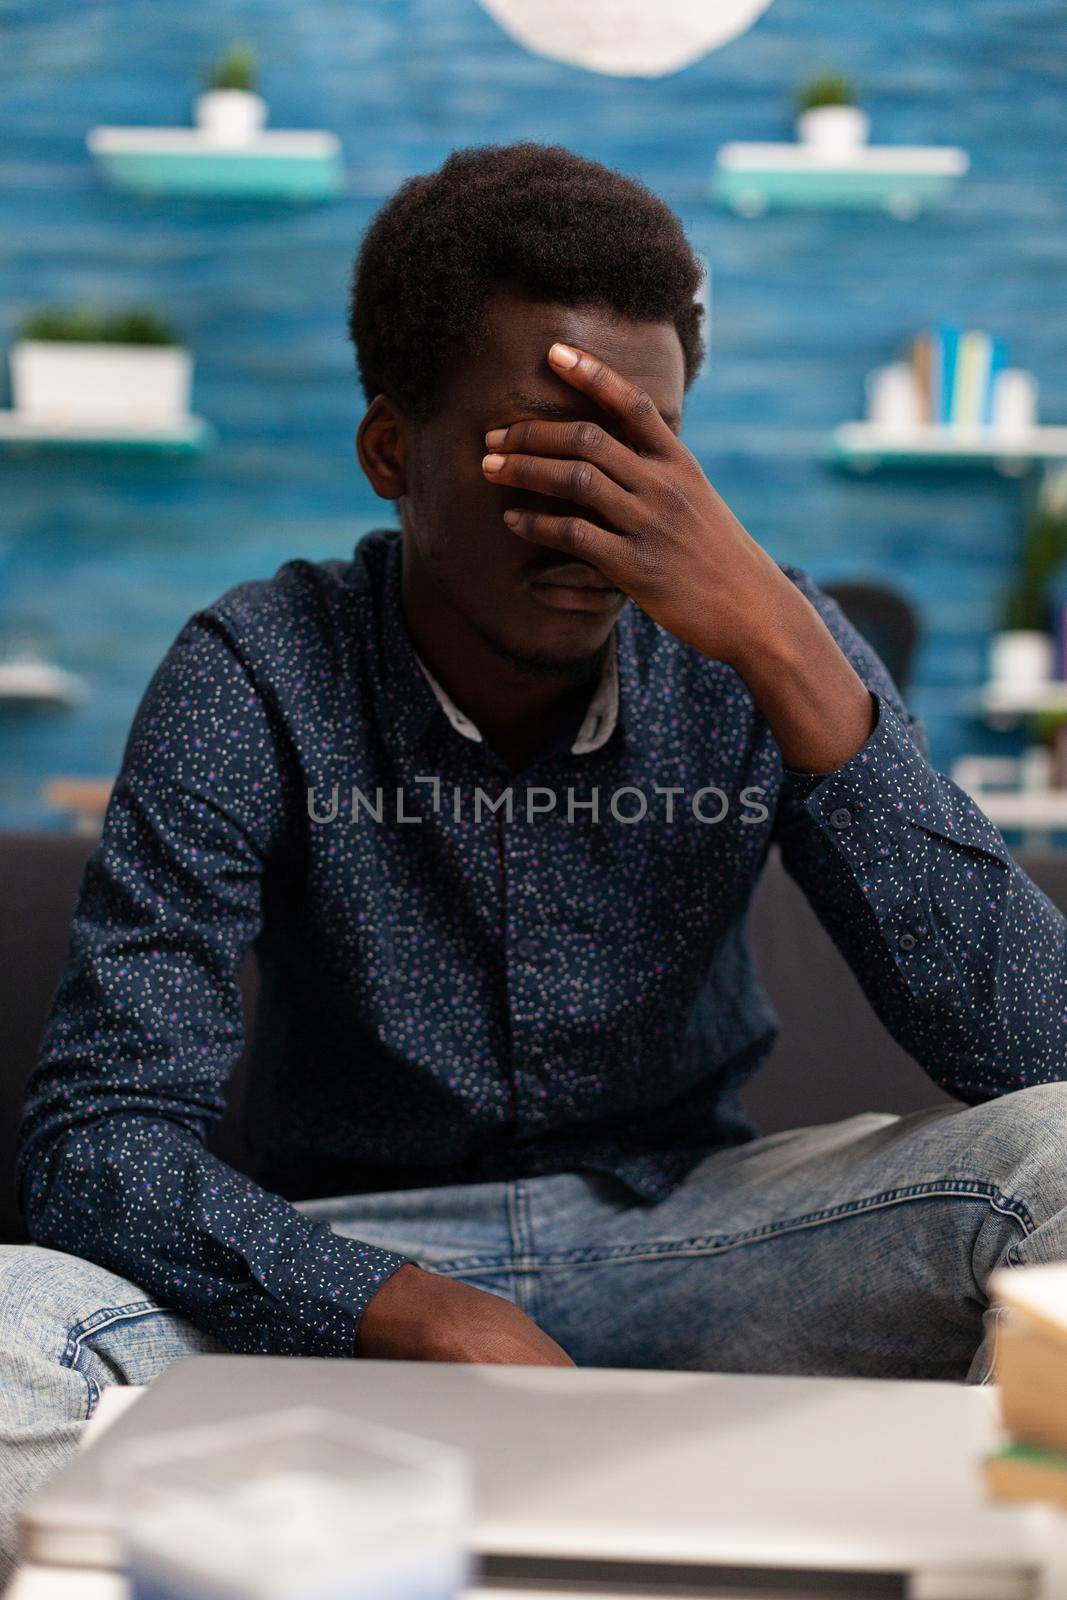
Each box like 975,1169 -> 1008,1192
0,412 -> 215,455
828,422 -> 1067,475
87,128 -> 344,201
712,142 -> 968,216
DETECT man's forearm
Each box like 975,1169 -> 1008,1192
733,574 -> 878,774
16,1102 -> 410,1356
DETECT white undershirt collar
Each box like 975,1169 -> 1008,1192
415,633 -> 619,757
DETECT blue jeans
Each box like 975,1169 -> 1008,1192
4,1084 -> 1067,1585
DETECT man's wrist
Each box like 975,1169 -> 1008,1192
730,584 -> 877,774
355,1261 -> 427,1357
727,565 -> 818,682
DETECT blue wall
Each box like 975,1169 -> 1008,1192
2,0 -> 1066,826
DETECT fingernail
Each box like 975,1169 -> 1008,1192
482,453 -> 506,472
549,342 -> 578,368
503,509 -> 520,525
484,428 -> 507,446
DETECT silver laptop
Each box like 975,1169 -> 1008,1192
21,1357 -> 1043,1599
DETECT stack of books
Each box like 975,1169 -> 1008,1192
906,324 -> 1007,428
984,1263 -> 1067,1509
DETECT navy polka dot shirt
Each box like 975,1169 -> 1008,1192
16,530 -> 1066,1354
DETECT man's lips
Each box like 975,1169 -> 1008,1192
528,563 -> 617,591
527,563 -> 622,613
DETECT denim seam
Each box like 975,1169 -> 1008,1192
84,1373 -> 102,1417
433,1181 -> 1035,1276
506,1180 -> 538,1317
61,1302 -> 172,1418
433,1254 -> 516,1276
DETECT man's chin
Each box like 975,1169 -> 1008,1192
471,621 -> 611,685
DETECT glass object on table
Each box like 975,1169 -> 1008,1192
104,1404 -> 472,1600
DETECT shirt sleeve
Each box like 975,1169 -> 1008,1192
14,612 -> 411,1356
771,570 -> 1067,1103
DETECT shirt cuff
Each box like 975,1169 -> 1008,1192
335,1240 -> 413,1350
783,690 -> 1014,870
779,689 -> 879,799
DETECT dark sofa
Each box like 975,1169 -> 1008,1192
3,828 -> 1065,1248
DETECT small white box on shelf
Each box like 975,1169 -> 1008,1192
991,368 -> 1040,435
865,362 -> 923,431
10,340 -> 193,426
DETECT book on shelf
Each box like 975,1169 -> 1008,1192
908,332 -> 933,424
905,324 -> 1009,430
985,335 -> 1007,425
936,324 -> 960,426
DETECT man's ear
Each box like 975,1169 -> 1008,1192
356,395 -> 407,501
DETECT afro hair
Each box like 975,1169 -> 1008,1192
348,141 -> 706,421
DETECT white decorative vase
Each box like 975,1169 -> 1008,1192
194,90 -> 267,143
795,105 -> 870,151
991,369 -> 1039,436
865,362 -> 922,432
10,341 -> 193,425
988,630 -> 1054,691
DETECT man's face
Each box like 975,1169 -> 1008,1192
399,290 -> 686,676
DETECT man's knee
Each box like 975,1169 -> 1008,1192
0,1245 -> 148,1588
0,1242 -> 165,1369
0,1241 -> 229,1411
967,1082 -> 1067,1216
979,1081 -> 1067,1146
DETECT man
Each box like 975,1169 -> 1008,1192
3,140 -> 1067,1572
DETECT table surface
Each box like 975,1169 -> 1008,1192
7,1387 -> 641,1600
10,1388 -> 140,1600
9,1380 -> 1067,1600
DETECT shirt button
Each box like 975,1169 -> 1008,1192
514,937 -> 538,961
829,808 -> 853,829
898,931 -> 917,951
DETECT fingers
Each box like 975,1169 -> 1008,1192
483,444 -> 633,527
484,416 -> 646,493
502,507 -> 627,579
547,342 -> 676,455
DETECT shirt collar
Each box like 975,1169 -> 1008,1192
371,529 -> 641,757
416,634 -> 619,757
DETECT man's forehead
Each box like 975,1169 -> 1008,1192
440,295 -> 684,429
484,291 -> 681,376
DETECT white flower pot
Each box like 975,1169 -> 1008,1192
865,362 -> 922,432
795,104 -> 870,151
10,340 -> 193,426
194,89 -> 267,143
991,368 -> 1039,436
988,629 -> 1054,690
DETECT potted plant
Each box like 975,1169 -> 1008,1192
794,72 -> 869,151
195,44 -> 266,143
10,308 -> 193,426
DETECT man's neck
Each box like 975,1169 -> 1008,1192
400,548 -> 598,771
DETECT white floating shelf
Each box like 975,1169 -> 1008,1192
954,756 -> 1067,834
88,127 -> 344,201
977,682 -> 1067,720
0,411 -> 214,454
712,142 -> 968,216
0,658 -> 87,711
958,789 -> 1067,831
829,422 -> 1067,474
